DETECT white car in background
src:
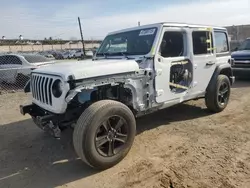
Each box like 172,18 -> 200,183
62,51 -> 76,59
0,54 -> 55,85
72,49 -> 83,58
62,50 -> 94,59
72,49 -> 94,58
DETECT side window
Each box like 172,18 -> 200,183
160,31 -> 184,58
215,32 -> 229,53
192,31 -> 213,55
6,56 -> 22,65
0,56 -> 7,65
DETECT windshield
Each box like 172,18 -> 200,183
97,27 -> 157,56
238,39 -> 250,51
24,55 -> 52,63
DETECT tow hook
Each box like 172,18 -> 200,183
36,116 -> 61,139
46,121 -> 61,139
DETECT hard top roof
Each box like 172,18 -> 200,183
108,22 -> 226,35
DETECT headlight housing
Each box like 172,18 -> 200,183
52,79 -> 64,98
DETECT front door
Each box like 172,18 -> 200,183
154,27 -> 193,103
190,28 -> 216,94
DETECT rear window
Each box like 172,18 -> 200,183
214,31 -> 229,53
24,55 -> 51,63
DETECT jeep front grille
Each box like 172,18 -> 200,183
31,74 -> 54,105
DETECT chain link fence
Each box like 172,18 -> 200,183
0,49 -> 97,95
0,67 -> 31,94
0,54 -> 46,95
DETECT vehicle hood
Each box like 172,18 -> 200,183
32,59 -> 140,81
231,50 -> 250,59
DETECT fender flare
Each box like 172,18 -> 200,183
206,64 -> 234,92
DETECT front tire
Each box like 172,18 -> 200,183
73,100 -> 136,170
205,75 -> 231,113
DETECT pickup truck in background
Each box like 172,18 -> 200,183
231,38 -> 250,78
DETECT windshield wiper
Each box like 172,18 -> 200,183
96,52 -> 109,58
116,52 -> 129,59
96,52 -> 135,59
108,52 -> 134,59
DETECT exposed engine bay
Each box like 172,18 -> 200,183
169,59 -> 193,93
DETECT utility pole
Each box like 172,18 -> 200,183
78,17 -> 86,58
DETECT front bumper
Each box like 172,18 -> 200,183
20,104 -> 37,115
20,104 -> 57,122
20,103 -> 82,127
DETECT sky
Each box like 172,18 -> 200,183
1,0 -> 250,40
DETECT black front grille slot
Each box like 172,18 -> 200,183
44,78 -> 49,104
48,78 -> 53,106
37,76 -> 42,101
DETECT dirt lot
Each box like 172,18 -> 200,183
0,80 -> 250,188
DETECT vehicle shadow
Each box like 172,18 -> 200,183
0,119 -> 98,188
136,102 -> 212,134
0,102 -> 211,188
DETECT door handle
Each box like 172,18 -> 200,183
206,61 -> 215,66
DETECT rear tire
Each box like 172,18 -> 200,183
73,100 -> 136,170
205,75 -> 231,113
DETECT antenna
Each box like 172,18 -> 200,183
78,17 -> 86,58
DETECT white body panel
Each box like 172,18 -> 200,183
33,59 -> 140,81
189,28 -> 216,95
30,73 -> 70,114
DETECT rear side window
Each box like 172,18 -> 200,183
24,55 -> 51,63
0,56 -> 6,65
5,55 -> 22,65
192,31 -> 213,55
215,32 -> 229,53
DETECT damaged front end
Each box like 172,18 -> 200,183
20,104 -> 61,138
20,101 -> 86,139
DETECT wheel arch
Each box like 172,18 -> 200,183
207,64 -> 234,92
66,82 -> 136,112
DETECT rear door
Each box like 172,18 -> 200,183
190,28 -> 216,94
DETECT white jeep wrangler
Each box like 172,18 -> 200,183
20,22 -> 235,170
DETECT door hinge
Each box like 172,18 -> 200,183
156,89 -> 164,97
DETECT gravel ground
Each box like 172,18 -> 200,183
0,80 -> 250,188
